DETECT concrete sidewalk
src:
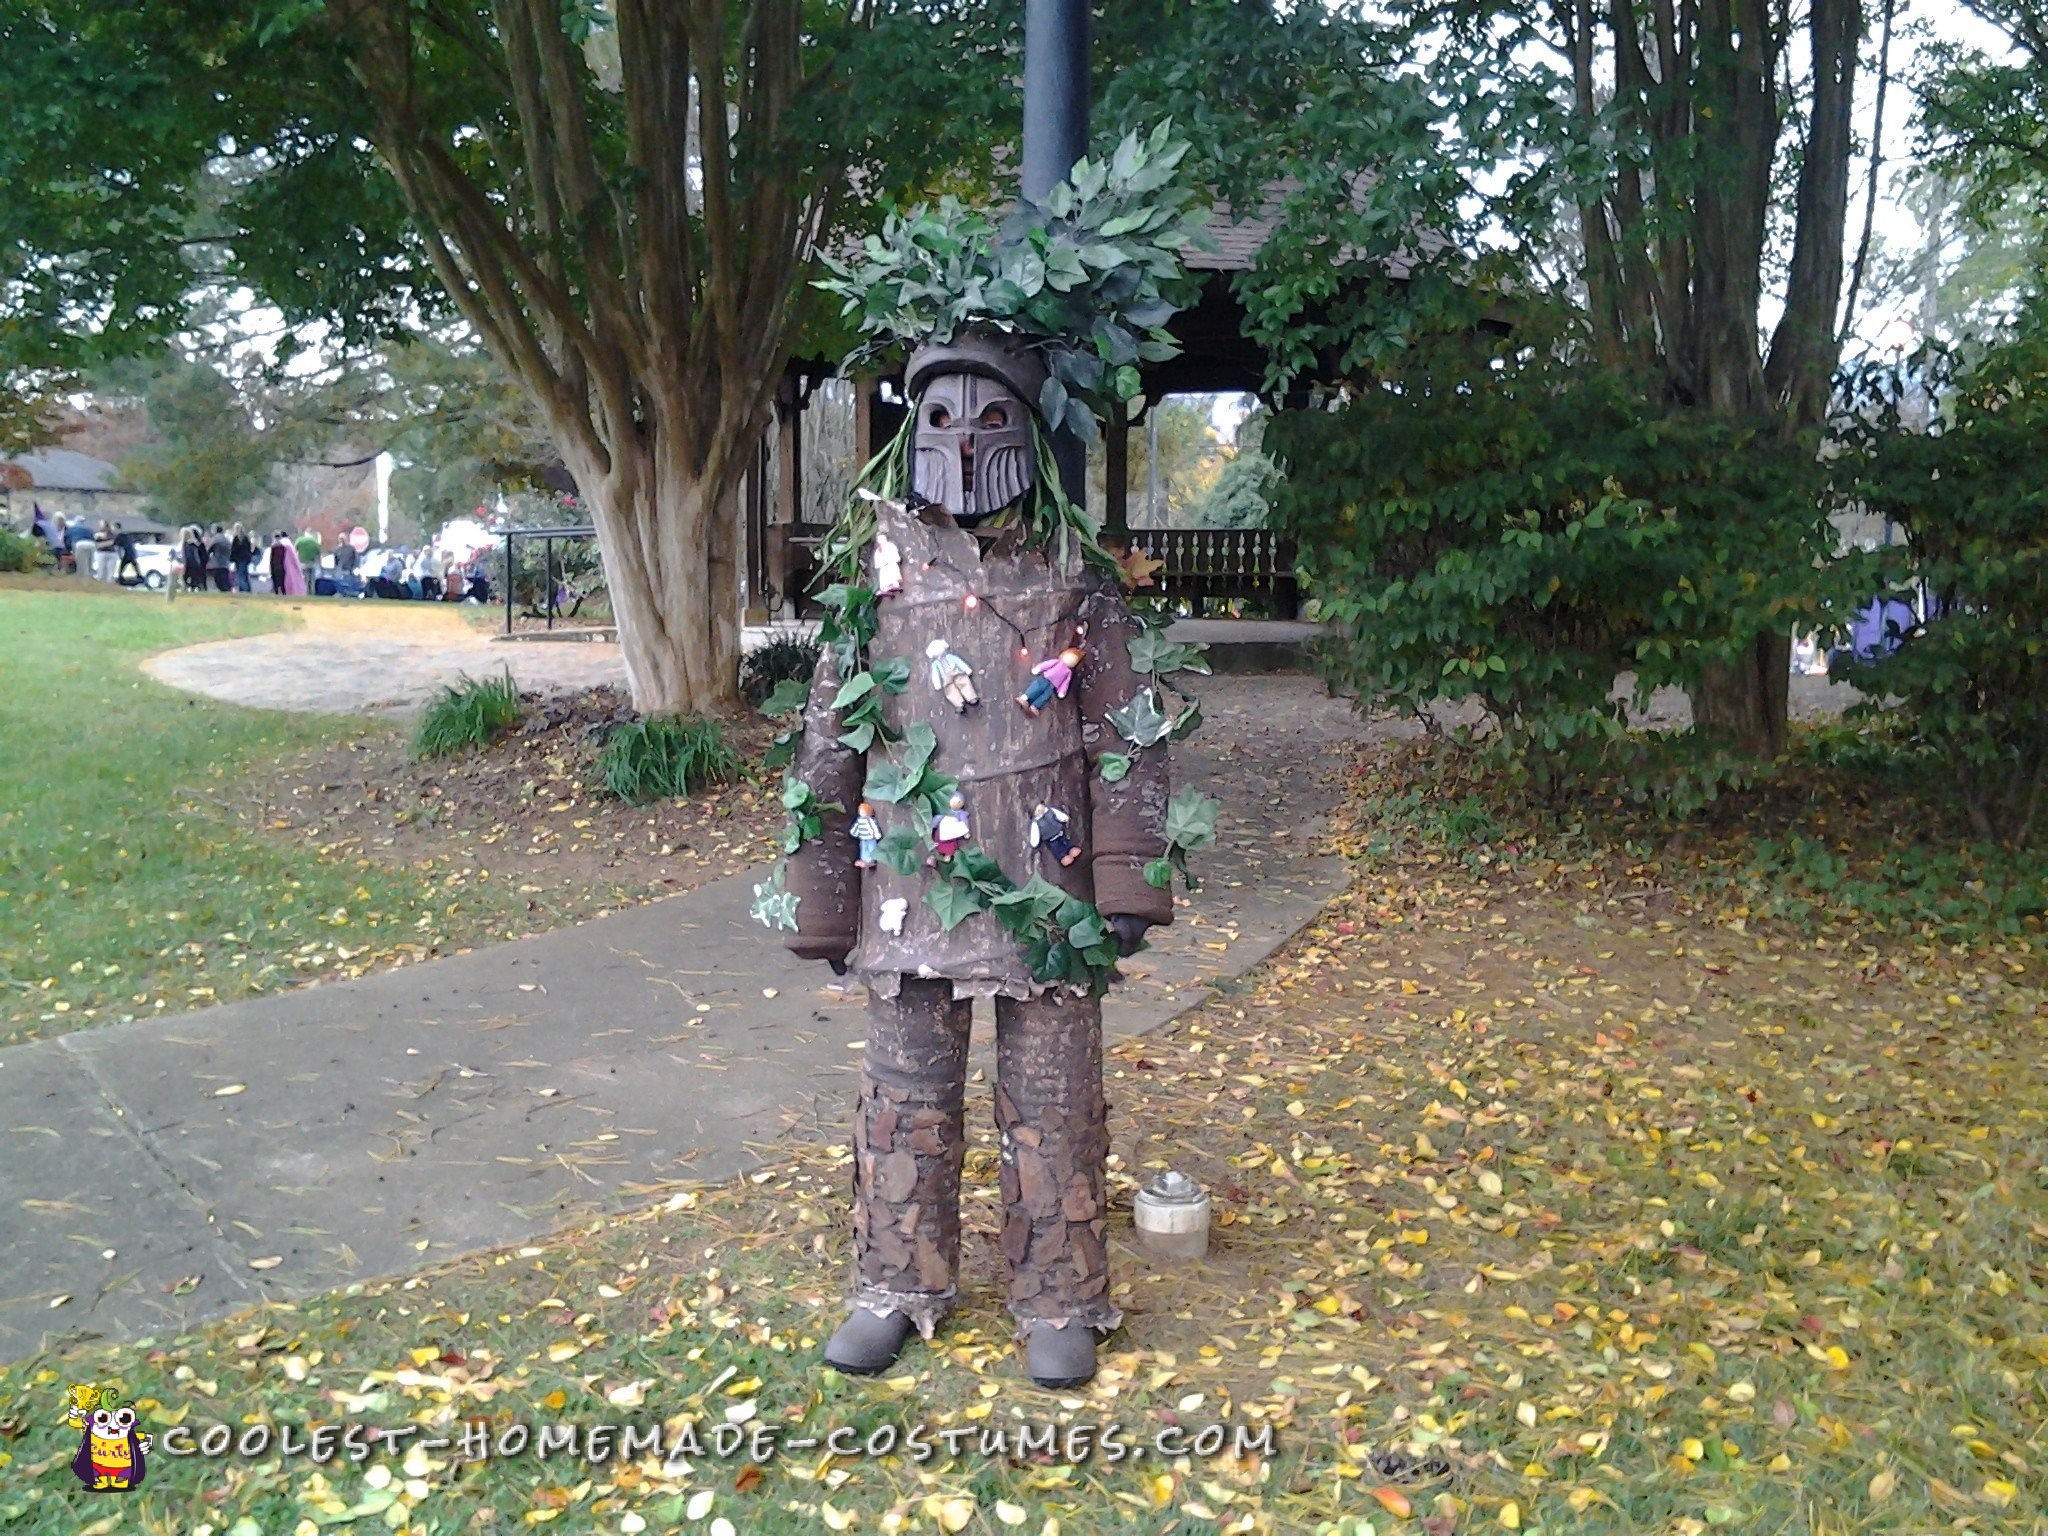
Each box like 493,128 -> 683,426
0,678 -> 1364,1363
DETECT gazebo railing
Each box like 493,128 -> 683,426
1129,528 -> 1298,618
779,522 -> 1298,619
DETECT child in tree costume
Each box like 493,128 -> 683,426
755,128 -> 1212,1387
780,334 -> 1171,1389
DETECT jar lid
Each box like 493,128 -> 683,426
1140,1169 -> 1206,1206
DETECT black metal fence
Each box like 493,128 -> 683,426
498,524 -> 605,633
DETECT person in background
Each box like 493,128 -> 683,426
416,544 -> 445,600
113,523 -> 141,584
294,528 -> 322,576
30,504 -> 54,548
93,520 -> 118,582
229,524 -> 254,591
65,516 -> 93,575
334,536 -> 359,579
180,525 -> 206,591
267,531 -> 289,595
42,510 -> 66,560
206,523 -> 233,592
280,530 -> 308,596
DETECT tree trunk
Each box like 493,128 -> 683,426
1692,631 -> 1792,757
586,445 -> 745,717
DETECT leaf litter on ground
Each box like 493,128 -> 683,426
2,736 -> 2044,1535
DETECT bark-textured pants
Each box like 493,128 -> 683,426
851,977 -> 1117,1337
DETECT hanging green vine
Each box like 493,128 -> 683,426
926,847 -> 1124,994
1146,788 -> 1220,893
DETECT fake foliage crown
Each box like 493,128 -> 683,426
816,121 -> 1211,446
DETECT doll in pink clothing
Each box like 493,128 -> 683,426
1017,643 -> 1085,716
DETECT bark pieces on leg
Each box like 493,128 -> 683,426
994,989 -> 1121,1333
851,979 -> 971,1331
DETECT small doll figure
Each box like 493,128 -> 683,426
850,801 -> 882,869
931,793 -> 970,858
1018,645 -> 1085,716
873,533 -> 904,596
926,638 -> 980,712
1028,802 -> 1081,866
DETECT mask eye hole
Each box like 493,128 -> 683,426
978,403 -> 1009,429
926,405 -> 953,429
112,1408 -> 136,1431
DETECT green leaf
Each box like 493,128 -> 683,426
760,678 -> 809,718
877,826 -> 925,876
1144,858 -> 1175,889
780,775 -> 813,811
1107,687 -> 1174,747
750,868 -> 800,931
864,759 -> 915,804
991,874 -> 1070,926
872,655 -> 912,693
831,672 -> 877,710
1164,788 -> 1220,852
1065,910 -> 1109,951
942,844 -> 1007,889
900,720 -> 938,779
926,878 -> 989,931
838,722 -> 878,753
1098,751 -> 1132,783
1127,627 -> 1212,676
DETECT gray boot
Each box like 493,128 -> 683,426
1023,1322 -> 1099,1388
822,1306 -> 915,1375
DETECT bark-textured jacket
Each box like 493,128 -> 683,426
782,498 -> 1172,997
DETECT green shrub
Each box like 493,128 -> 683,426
601,715 -> 743,801
413,671 -> 522,758
0,529 -> 47,573
1264,309 -> 1832,809
739,634 -> 821,706
1832,308 -> 2048,848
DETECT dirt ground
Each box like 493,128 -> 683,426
229,672 -> 1377,937
222,689 -> 787,925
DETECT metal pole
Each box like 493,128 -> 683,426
545,535 -> 556,631
504,532 -> 514,634
1021,0 -> 1090,203
1021,0 -> 1091,504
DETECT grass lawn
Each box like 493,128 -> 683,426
0,581 -> 530,1045
3,740 -> 2042,1536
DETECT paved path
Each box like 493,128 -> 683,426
0,674 -> 1366,1362
141,607 -> 1331,714
143,601 -> 624,716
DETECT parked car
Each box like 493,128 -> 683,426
127,541 -> 179,590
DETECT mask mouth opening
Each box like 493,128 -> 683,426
959,438 -> 977,497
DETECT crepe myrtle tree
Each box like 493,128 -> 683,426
1,0 -> 1013,714
279,0 -> 929,714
